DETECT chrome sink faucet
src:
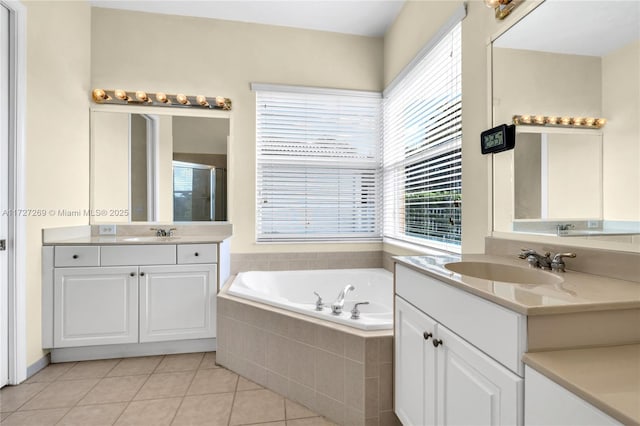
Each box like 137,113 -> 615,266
331,284 -> 355,315
519,249 -> 576,272
150,227 -> 176,237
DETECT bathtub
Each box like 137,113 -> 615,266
227,268 -> 393,330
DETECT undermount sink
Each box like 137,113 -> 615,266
121,236 -> 181,242
444,261 -> 564,285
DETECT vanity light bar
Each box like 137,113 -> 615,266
91,89 -> 232,111
513,115 -> 606,129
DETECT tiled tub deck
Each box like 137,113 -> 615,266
216,291 -> 398,426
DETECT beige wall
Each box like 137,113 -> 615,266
24,0 -> 91,365
172,116 -> 229,155
602,40 -> 640,221
91,7 -> 384,254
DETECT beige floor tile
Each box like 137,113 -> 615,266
107,356 -> 163,377
155,353 -> 204,373
1,407 -> 69,425
19,379 -> 99,410
230,389 -> 285,425
0,382 -> 48,412
252,423 -> 285,426
133,371 -> 194,400
237,376 -> 263,391
199,352 -> 219,369
79,375 -> 148,405
57,402 -> 127,425
114,397 -> 182,426
25,363 -> 76,383
58,359 -> 120,381
286,399 -> 317,420
287,417 -> 339,426
171,393 -> 234,425
187,368 -> 238,395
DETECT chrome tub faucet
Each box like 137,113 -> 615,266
331,284 -> 355,315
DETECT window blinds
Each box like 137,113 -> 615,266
255,87 -> 382,242
383,22 -> 462,251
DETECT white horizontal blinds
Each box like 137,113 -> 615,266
256,88 -> 382,241
383,22 -> 462,251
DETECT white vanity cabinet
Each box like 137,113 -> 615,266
43,242 -> 225,358
394,264 -> 525,426
54,266 -> 138,348
525,367 -> 621,426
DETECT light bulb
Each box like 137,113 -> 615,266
534,115 -> 545,125
92,88 -> 107,102
520,115 -> 531,124
135,91 -> 148,102
584,117 -> 595,126
546,116 -> 558,125
560,117 -> 571,125
485,0 -> 500,8
196,95 -> 208,106
156,92 -> 168,103
572,117 -> 584,126
215,96 -> 226,108
596,118 -> 607,127
114,89 -> 127,101
176,94 -> 188,105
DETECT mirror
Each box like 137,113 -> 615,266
492,0 -> 640,238
91,109 -> 229,223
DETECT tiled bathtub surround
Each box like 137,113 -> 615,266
230,251 -> 384,275
216,293 -> 398,426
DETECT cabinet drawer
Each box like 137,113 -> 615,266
177,244 -> 217,264
101,245 -> 176,266
54,246 -> 100,267
396,264 -> 526,375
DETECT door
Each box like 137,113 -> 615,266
0,3 -> 10,388
53,267 -> 138,348
394,296 -> 437,426
435,325 -> 523,425
139,264 -> 216,342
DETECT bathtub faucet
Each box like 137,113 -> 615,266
331,285 -> 355,315
313,292 -> 324,311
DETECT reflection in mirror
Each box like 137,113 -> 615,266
91,110 -> 229,223
514,131 -> 602,220
492,0 -> 640,239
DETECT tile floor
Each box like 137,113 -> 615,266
0,352 -> 337,426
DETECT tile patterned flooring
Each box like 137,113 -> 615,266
0,352 -> 337,426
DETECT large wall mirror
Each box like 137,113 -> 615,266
492,0 -> 640,242
91,107 -> 230,223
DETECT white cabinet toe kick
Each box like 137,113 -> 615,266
42,241 -> 229,361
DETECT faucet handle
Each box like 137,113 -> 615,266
350,301 -> 370,320
519,248 -> 537,259
551,253 -> 576,272
313,291 -> 324,311
168,228 -> 177,237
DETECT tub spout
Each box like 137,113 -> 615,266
331,284 -> 355,315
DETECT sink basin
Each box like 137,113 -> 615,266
444,261 -> 563,285
121,236 -> 181,242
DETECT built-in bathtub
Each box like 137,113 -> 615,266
217,268 -> 398,426
228,268 -> 393,330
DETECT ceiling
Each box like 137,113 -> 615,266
88,0 -> 405,37
494,0 -> 640,57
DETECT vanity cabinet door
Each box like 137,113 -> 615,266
54,267 -> 138,348
435,325 -> 523,426
139,264 -> 217,342
395,296 -> 437,426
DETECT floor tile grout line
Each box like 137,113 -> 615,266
5,376 -> 55,413
167,362 -> 201,425
225,374 -> 241,426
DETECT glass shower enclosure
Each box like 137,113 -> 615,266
173,161 -> 227,221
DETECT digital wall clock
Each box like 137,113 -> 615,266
480,124 -> 515,154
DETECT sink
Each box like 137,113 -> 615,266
444,261 -> 564,285
120,236 -> 181,242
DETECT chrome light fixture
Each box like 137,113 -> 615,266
485,0 -> 522,20
513,114 -> 607,129
91,89 -> 232,110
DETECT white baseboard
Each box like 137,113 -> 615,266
50,338 -> 216,363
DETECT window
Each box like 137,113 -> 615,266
383,21 -> 463,252
254,85 -> 382,242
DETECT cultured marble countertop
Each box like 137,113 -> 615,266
394,254 -> 640,316
42,234 -> 232,246
523,345 -> 640,425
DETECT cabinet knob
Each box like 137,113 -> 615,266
432,339 -> 443,348
423,332 -> 432,341
194,252 -> 199,257
72,254 -> 79,259
140,272 -> 145,277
